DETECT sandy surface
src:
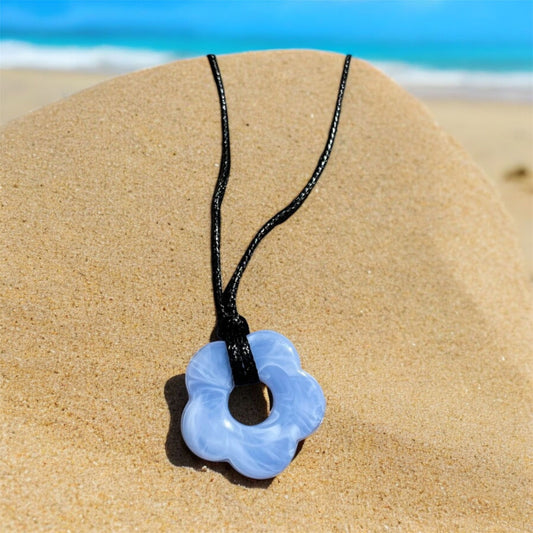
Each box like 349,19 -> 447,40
2,67 -> 531,281
0,69 -> 114,124
1,52 -> 532,531
427,100 -> 533,281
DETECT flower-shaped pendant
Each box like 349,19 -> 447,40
181,330 -> 326,479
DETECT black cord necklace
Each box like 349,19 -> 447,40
182,53 -> 351,479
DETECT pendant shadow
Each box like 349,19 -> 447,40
165,373 -> 306,488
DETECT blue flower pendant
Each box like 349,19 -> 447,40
181,330 -> 326,479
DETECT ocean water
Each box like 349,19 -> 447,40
1,0 -> 532,100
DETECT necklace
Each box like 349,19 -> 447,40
181,53 -> 351,479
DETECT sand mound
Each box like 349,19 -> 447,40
2,50 -> 531,531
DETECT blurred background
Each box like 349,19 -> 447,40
1,0 -> 532,98
0,0 -> 532,276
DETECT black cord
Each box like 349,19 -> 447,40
208,53 -> 351,386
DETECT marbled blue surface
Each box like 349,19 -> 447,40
181,330 -> 326,479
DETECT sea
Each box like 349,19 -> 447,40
1,0 -> 532,101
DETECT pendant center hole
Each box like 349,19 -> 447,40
228,382 -> 272,426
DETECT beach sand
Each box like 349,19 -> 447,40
2,67 -> 531,281
1,51 -> 532,531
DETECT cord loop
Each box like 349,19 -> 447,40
207,53 -> 351,386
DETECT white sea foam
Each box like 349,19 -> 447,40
1,40 -> 532,100
0,40 -> 176,73
375,61 -> 533,101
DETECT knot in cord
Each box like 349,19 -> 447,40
215,312 -> 259,386
216,312 -> 250,340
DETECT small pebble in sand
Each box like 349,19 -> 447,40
504,164 -> 532,181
